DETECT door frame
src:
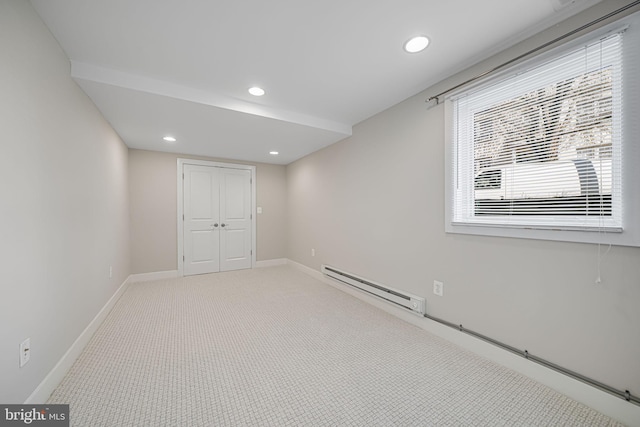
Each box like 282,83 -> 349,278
177,158 -> 256,277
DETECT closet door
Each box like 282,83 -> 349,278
219,168 -> 252,272
183,165 -> 221,275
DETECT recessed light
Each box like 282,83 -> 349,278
269,151 -> 279,155
404,35 -> 429,53
249,87 -> 265,96
163,136 -> 177,142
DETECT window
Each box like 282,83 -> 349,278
474,169 -> 502,190
445,12 -> 640,247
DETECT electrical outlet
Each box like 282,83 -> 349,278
20,338 -> 30,367
109,266 -> 113,279
311,248 -> 315,257
433,280 -> 444,297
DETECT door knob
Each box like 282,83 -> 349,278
221,223 -> 226,227
213,223 -> 219,227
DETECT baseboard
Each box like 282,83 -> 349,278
128,270 -> 178,283
24,275 -> 133,404
255,258 -> 288,268
287,259 -> 324,280
286,259 -> 640,427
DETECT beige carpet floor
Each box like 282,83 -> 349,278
48,266 -> 623,426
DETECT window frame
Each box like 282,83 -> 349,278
444,12 -> 640,247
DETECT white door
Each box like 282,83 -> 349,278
183,165 -> 220,275
183,165 -> 252,275
220,168 -> 252,271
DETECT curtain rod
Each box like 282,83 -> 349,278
426,0 -> 640,104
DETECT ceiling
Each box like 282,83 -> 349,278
31,0 -> 599,165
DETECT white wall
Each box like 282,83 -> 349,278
0,1 -> 130,403
286,0 -> 640,395
128,149 -> 287,274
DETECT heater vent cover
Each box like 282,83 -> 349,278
321,265 -> 425,315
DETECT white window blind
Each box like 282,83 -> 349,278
451,32 -> 623,231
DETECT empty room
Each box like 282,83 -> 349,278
1,0 -> 639,425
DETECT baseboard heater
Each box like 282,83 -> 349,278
321,265 -> 425,315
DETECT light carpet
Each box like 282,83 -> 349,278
48,266 -> 623,426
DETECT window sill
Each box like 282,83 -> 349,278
445,221 -> 639,247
